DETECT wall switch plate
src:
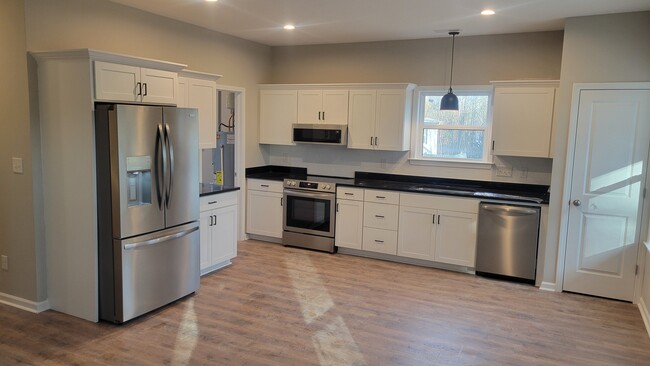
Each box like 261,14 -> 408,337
1,255 -> 7,271
496,165 -> 513,177
12,157 -> 23,174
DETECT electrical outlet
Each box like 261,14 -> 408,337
1,255 -> 7,271
496,165 -> 513,177
12,157 -> 23,174
519,168 -> 529,179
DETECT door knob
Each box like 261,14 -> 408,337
572,199 -> 581,207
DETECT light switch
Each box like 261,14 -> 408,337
12,157 -> 23,174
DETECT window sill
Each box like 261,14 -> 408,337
408,158 -> 493,170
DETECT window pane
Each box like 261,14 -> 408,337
422,128 -> 484,159
423,95 -> 489,127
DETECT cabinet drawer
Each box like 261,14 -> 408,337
337,187 -> 364,201
364,189 -> 399,204
247,179 -> 283,193
400,192 -> 478,213
362,227 -> 398,255
200,191 -> 238,212
364,202 -> 398,230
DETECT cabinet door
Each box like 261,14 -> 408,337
322,90 -> 349,124
187,78 -> 217,149
347,90 -> 376,149
260,90 -> 297,145
375,89 -> 408,151
297,90 -> 323,123
492,87 -> 555,157
335,199 -> 363,250
199,210 -> 213,273
364,202 -> 399,230
397,206 -> 436,261
94,61 -> 139,102
140,68 -> 178,105
434,210 -> 477,267
246,190 -> 283,238
212,204 -> 238,265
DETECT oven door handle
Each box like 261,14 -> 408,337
283,189 -> 335,200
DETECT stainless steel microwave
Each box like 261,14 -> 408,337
292,124 -> 347,145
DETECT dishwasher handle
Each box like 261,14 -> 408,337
481,204 -> 538,216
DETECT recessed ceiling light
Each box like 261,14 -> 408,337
284,24 -> 296,30
481,9 -> 495,15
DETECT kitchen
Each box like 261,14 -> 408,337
2,0 -> 650,364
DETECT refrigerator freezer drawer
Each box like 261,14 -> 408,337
112,223 -> 200,323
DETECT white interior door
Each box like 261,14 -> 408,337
564,89 -> 650,301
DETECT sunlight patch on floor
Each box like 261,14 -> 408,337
171,298 -> 198,365
285,252 -> 366,365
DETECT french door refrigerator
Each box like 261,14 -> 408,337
95,104 -> 200,323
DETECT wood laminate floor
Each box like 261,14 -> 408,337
2,240 -> 650,365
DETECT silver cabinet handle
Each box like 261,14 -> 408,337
374,240 -> 384,243
344,192 -> 354,196
573,199 -> 582,207
375,215 -> 384,218
376,196 -> 386,199
261,184 -> 269,187
208,201 -> 217,205
370,136 -> 373,146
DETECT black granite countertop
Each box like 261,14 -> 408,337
200,183 -> 240,197
245,165 -> 307,181
244,166 -> 550,204
340,172 -> 550,204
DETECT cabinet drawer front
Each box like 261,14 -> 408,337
247,179 -> 283,193
200,191 -> 238,212
364,202 -> 398,230
400,192 -> 478,213
364,189 -> 399,204
362,227 -> 397,255
337,187 -> 364,201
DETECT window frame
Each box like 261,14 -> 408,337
410,85 -> 494,166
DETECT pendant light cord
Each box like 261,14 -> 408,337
449,32 -> 457,93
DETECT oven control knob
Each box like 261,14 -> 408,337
324,184 -> 331,190
290,181 -> 296,186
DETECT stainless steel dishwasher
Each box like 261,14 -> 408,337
475,202 -> 540,284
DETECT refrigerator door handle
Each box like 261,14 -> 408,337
154,124 -> 164,209
123,224 -> 199,250
164,123 -> 174,208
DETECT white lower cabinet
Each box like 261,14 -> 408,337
200,191 -> 238,275
363,227 -> 398,255
246,179 -> 284,239
335,193 -> 364,250
398,193 -> 478,268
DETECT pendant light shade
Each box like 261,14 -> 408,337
440,31 -> 460,111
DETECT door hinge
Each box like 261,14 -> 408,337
636,264 -> 639,275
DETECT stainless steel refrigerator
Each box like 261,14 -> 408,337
95,104 -> 200,323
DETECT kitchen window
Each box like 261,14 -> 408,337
410,87 -> 492,165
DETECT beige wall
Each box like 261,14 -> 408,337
544,11 -> 650,286
267,31 -> 563,184
0,0 -> 40,301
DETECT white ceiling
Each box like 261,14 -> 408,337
107,0 -> 650,46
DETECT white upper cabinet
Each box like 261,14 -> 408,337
347,85 -> 415,151
94,61 -> 178,105
297,89 -> 349,124
259,89 -> 297,145
491,81 -> 559,158
178,71 -> 221,150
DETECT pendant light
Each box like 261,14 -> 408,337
440,31 -> 460,111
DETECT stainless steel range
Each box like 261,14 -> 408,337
282,176 -> 349,253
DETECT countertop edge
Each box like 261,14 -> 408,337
199,186 -> 240,197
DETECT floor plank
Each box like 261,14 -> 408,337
1,240 -> 650,365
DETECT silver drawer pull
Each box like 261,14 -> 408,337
375,215 -> 384,218
374,240 -> 384,243
261,184 -> 269,187
344,193 -> 354,195
208,201 -> 217,204
376,196 -> 386,199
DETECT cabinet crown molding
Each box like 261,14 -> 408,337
490,80 -> 559,88
259,83 -> 416,90
31,48 -> 187,72
179,70 -> 222,81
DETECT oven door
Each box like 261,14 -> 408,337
283,189 -> 336,237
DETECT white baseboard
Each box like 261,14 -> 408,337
539,281 -> 557,292
0,291 -> 49,313
639,297 -> 650,338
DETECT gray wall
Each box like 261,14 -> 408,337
544,11 -> 650,286
0,0 -> 41,302
267,31 -> 564,184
